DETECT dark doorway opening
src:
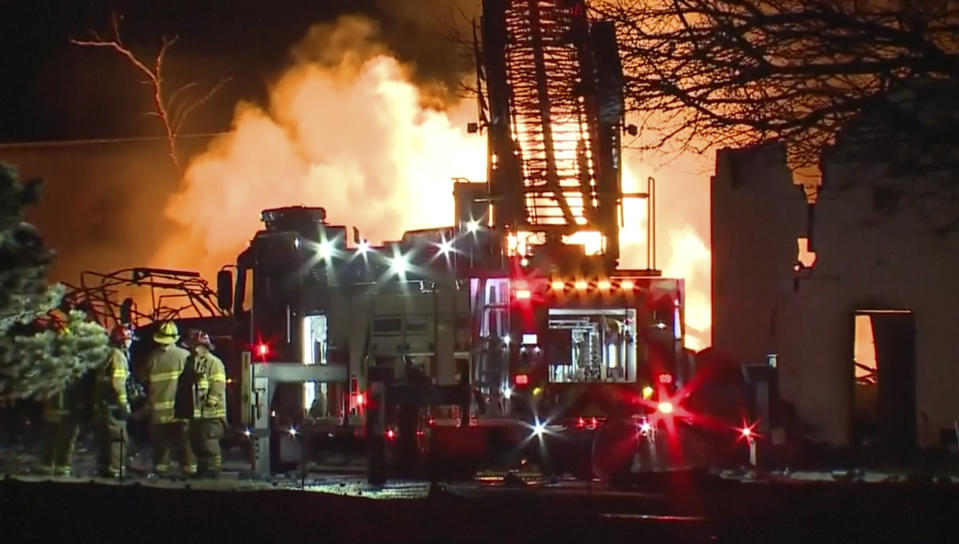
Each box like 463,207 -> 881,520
853,310 -> 916,464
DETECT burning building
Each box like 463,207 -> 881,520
711,130 -> 959,461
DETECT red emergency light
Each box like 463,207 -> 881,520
356,393 -> 366,406
386,429 -> 396,440
256,343 -> 269,357
515,289 -> 531,300
739,421 -> 758,441
514,374 -> 529,386
658,373 -> 673,384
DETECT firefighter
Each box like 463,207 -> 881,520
38,373 -> 92,476
182,329 -> 227,478
139,321 -> 195,477
93,325 -> 133,477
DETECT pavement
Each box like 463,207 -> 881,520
4,428 -> 959,543
5,465 -> 959,543
5,434 -> 959,544
4,432 -> 959,490
716,467 -> 959,484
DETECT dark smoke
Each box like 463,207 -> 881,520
372,0 -> 481,105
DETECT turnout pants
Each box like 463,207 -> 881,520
189,418 -> 225,473
95,416 -> 128,475
41,420 -> 79,475
150,421 -> 196,475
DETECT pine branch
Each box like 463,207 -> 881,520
0,164 -> 109,400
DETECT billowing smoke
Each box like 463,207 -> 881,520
372,0 -> 481,96
152,17 -> 485,276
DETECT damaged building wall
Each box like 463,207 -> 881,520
710,143 -> 806,367
789,152 -> 959,450
712,140 -> 959,451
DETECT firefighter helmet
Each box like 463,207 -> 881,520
186,329 -> 214,350
109,325 -> 133,345
153,321 -> 179,345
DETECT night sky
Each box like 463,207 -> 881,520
0,0 -> 476,143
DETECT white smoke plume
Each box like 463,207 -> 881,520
152,17 -> 485,276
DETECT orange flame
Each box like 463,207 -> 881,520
619,158 -> 712,351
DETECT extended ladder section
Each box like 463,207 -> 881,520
480,0 -> 626,263
505,0 -> 585,228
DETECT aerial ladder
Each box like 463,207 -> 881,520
475,0 -> 631,268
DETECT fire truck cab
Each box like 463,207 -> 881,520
220,206 -> 483,473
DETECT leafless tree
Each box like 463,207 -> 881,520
71,13 -> 229,172
594,0 -> 959,172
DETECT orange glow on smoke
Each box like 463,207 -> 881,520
149,16 -> 713,350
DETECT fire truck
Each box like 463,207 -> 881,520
214,0 -> 694,479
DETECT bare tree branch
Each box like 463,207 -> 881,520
70,13 -> 231,173
70,30 -> 180,170
595,0 -> 959,171
174,77 -> 231,134
167,81 -> 200,116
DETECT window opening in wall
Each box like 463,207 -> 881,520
854,315 -> 877,385
796,237 -> 817,269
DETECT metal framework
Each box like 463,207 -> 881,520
479,0 -> 626,263
62,267 -> 225,327
506,0 -> 591,228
